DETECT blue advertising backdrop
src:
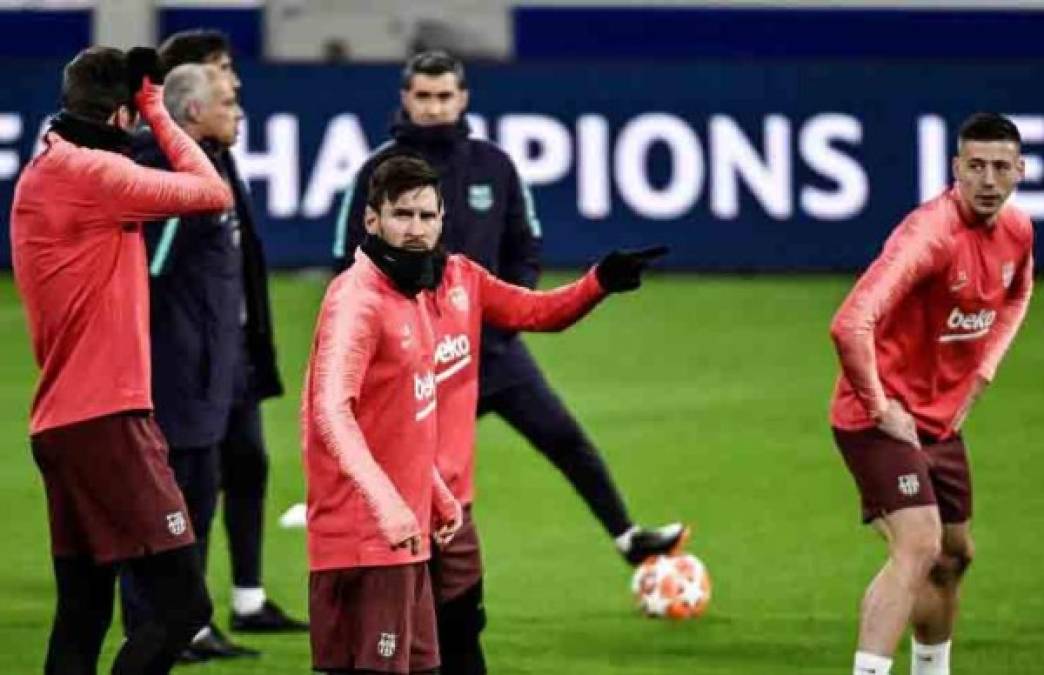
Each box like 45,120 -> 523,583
1,60 -> 1042,270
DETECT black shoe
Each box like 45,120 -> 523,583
231,599 -> 309,633
621,523 -> 691,565
178,624 -> 260,663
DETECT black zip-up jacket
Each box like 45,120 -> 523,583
136,131 -> 282,448
332,112 -> 543,394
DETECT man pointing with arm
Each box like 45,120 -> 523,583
304,155 -> 461,675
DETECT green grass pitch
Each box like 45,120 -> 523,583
0,272 -> 1042,674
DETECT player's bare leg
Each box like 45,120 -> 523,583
854,506 -> 941,671
906,522 -> 973,674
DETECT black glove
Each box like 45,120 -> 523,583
125,47 -> 164,103
595,245 -> 669,293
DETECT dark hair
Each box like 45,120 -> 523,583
159,29 -> 231,73
61,46 -> 131,122
959,113 -> 1022,146
367,155 -> 442,211
401,50 -> 466,90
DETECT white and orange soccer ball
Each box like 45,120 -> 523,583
630,553 -> 712,620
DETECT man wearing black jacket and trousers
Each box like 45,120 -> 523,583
155,29 -> 307,639
121,53 -> 304,664
332,50 -> 687,675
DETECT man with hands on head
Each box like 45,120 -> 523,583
11,46 -> 231,674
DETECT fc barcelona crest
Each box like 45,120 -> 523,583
468,184 -> 494,212
377,632 -> 397,658
1002,261 -> 1015,289
449,285 -> 469,312
166,511 -> 187,536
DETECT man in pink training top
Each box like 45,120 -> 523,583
11,46 -> 232,673
830,112 -> 1033,675
428,241 -> 667,673
302,155 -> 463,675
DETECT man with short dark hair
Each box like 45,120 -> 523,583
830,113 -> 1033,675
11,45 -> 232,674
304,154 -> 462,675
154,28 -> 304,636
332,49 -> 686,674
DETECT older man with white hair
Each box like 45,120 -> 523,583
120,62 -> 262,663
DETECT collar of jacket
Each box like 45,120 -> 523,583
390,109 -> 470,154
48,111 -> 133,154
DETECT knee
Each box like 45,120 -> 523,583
892,532 -> 942,579
930,540 -> 974,586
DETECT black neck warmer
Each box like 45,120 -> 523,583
48,111 -> 133,155
362,234 -> 446,297
390,110 -> 470,152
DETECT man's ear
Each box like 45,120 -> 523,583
364,205 -> 380,235
186,100 -> 202,124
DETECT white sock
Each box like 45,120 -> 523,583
854,651 -> 892,675
232,586 -> 266,615
614,525 -> 639,553
911,638 -> 951,675
192,625 -> 211,643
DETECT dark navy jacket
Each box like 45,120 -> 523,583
137,132 -> 283,448
332,112 -> 543,395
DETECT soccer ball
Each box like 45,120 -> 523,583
630,553 -> 712,620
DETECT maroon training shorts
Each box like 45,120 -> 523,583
30,411 -> 196,563
429,505 -> 483,604
833,426 -> 972,525
309,562 -> 439,673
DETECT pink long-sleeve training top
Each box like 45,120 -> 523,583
830,185 -> 1033,438
302,250 -> 457,571
11,81 -> 232,435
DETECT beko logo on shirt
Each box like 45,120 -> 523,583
435,334 -> 470,365
940,308 -> 996,342
434,334 -> 472,384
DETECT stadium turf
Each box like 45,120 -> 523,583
1,272 -> 1042,674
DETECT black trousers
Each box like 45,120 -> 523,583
478,361 -> 632,538
49,546 -> 210,675
219,400 -> 269,589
